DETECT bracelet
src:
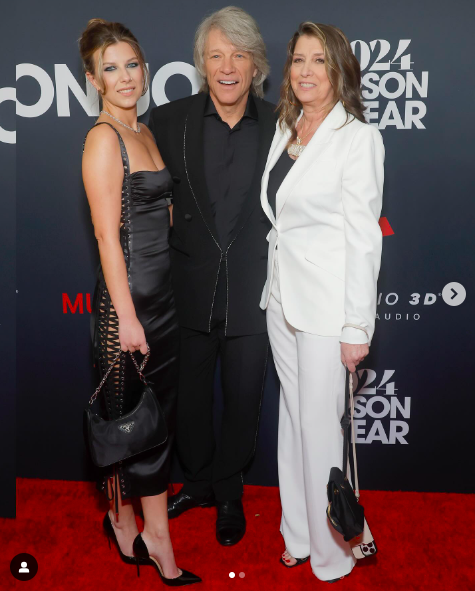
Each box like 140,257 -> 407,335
342,323 -> 369,339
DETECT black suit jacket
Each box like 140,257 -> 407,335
149,92 -> 276,336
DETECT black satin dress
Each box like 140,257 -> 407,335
87,122 -> 178,502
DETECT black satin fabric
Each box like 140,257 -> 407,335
93,166 -> 179,499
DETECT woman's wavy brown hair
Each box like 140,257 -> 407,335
79,18 -> 149,96
277,22 -> 366,142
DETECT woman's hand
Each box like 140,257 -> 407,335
341,343 -> 369,373
118,316 -> 148,354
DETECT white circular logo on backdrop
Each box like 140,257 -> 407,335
441,282 -> 466,306
151,61 -> 201,107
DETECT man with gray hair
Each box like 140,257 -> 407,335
149,7 -> 275,546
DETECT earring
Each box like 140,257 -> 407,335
289,94 -> 300,107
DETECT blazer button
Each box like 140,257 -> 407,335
172,176 -> 181,184
184,213 -> 192,221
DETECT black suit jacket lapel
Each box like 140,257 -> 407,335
227,98 -> 276,246
183,92 -> 221,248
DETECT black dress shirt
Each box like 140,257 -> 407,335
267,149 -> 295,218
203,93 -> 259,248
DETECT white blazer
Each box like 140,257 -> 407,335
259,101 -> 384,345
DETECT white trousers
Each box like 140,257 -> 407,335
267,254 -> 356,581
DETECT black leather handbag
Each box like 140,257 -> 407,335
84,345 -> 168,468
327,370 -> 366,543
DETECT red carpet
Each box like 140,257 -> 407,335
2,479 -> 475,590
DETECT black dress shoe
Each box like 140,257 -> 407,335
167,491 -> 215,519
216,499 -> 246,546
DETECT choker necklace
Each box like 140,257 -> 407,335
100,110 -> 141,134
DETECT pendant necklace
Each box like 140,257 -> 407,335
100,110 -> 141,134
287,117 -> 317,158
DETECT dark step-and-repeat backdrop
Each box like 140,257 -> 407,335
3,0 -> 474,518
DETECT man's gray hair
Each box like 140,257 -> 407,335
193,6 -> 269,98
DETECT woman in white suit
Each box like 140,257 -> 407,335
260,23 -> 384,582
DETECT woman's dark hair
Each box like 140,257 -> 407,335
278,22 -> 366,142
79,18 -> 149,95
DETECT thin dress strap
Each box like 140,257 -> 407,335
82,121 -> 133,284
83,121 -> 130,173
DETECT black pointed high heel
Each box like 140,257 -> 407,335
133,533 -> 202,586
103,512 -> 136,565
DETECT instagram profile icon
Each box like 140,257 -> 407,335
10,553 -> 39,581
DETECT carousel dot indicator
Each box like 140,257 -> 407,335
239,572 -> 246,578
229,572 -> 236,578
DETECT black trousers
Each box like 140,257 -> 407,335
176,266 -> 269,501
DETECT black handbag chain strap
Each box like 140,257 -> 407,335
88,343 -> 150,406
341,368 -> 360,498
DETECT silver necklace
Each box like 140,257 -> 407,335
100,110 -> 141,134
287,117 -> 317,158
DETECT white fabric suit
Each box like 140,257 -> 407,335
260,101 -> 384,580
